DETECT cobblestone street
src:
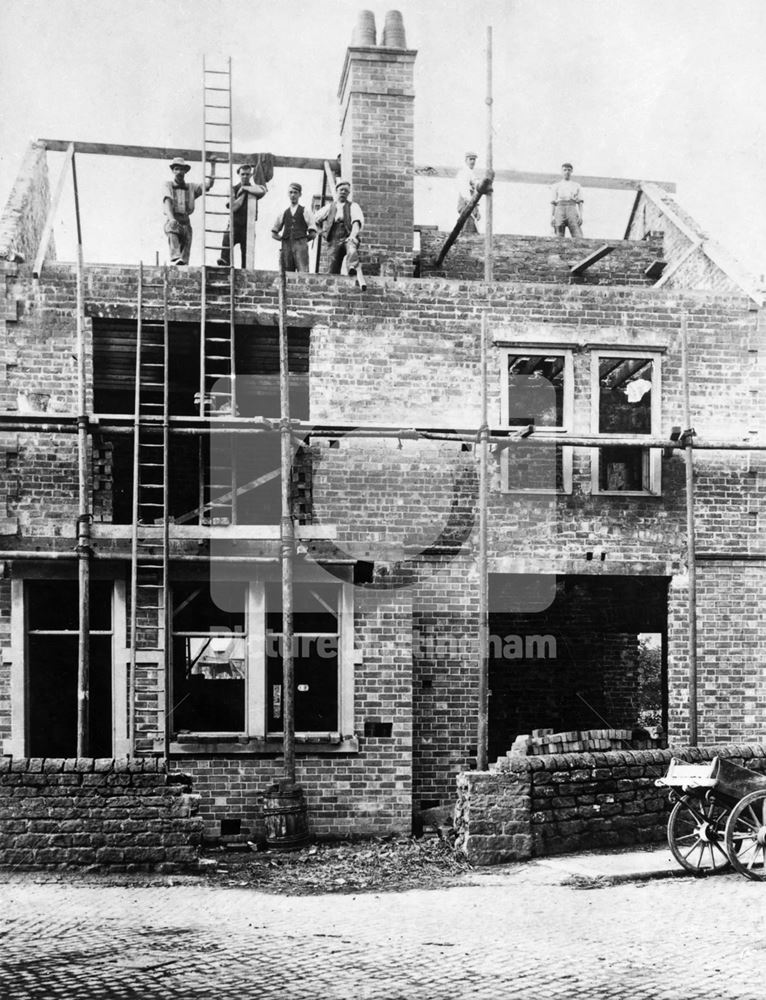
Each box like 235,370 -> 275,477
2,861 -> 765,999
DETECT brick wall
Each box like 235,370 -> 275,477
172,585 -> 413,839
0,142 -> 53,265
625,189 -> 744,295
418,231 -> 662,285
456,743 -> 766,865
0,757 -> 202,869
0,262 -> 762,829
338,46 -> 416,276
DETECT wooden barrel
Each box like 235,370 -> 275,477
262,783 -> 310,850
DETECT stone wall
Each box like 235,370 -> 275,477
456,743 -> 766,865
0,757 -> 203,869
418,231 -> 662,285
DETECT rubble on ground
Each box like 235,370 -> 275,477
201,835 -> 472,894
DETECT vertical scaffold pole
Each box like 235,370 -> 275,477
484,26 -> 493,285
278,261 -> 296,784
73,152 -> 91,757
476,27 -> 494,772
681,313 -> 698,746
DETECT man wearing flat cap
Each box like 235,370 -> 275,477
550,162 -> 584,237
456,151 -> 481,234
271,182 -> 317,273
314,179 -> 365,279
163,157 -> 217,265
218,163 -> 268,268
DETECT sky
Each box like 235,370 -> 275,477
1,0 -> 766,276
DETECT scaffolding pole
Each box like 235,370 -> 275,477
278,262 -> 296,785
484,26 -> 493,285
681,313 -> 698,746
476,28 -> 493,773
73,152 -> 91,757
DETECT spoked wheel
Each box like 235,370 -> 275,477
724,789 -> 766,881
667,795 -> 731,875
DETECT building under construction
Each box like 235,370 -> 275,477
0,12 -> 764,845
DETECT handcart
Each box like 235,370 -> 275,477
656,756 -> 766,881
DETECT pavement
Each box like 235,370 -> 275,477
2,843 -> 765,1000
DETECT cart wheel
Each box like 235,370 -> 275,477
667,796 -> 731,874
724,789 -> 766,881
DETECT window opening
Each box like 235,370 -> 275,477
170,581 -> 247,734
266,581 -> 340,733
593,352 -> 660,494
501,350 -> 573,493
26,580 -> 113,756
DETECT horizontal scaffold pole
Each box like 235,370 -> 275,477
0,411 -> 766,449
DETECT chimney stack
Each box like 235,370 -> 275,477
338,11 -> 416,276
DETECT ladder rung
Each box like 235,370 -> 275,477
205,120 -> 231,127
204,139 -> 230,146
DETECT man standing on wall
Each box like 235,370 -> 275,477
456,151 -> 481,234
271,182 -> 317,272
314,179 -> 365,282
163,157 -> 217,265
218,163 -> 268,268
550,162 -> 584,237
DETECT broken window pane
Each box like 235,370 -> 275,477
507,355 -> 564,428
598,357 -> 653,434
599,445 -> 648,492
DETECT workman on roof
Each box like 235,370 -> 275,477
218,163 -> 268,268
455,151 -> 481,234
163,157 -> 217,265
271,182 -> 317,273
550,162 -> 584,237
314,179 -> 364,279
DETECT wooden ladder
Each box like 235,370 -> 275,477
129,263 -> 170,753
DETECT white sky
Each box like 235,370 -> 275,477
1,0 -> 765,276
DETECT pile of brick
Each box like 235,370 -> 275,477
503,727 -> 663,759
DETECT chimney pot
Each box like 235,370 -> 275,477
381,10 -> 406,48
351,9 -> 376,46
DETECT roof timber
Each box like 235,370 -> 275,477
40,139 -> 339,173
415,166 -> 676,193
38,142 -> 676,192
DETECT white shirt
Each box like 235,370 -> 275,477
314,198 -> 365,230
551,179 -> 584,204
456,163 -> 478,201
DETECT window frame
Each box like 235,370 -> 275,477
590,348 -> 662,497
168,577 -> 354,744
499,346 -> 574,495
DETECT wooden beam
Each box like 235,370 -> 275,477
40,139 -> 339,173
33,142 -> 74,278
434,174 -> 494,268
415,165 -> 676,193
569,243 -> 615,276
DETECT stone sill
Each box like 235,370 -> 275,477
169,734 -> 359,756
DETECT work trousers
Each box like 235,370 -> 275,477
165,218 -> 193,264
457,195 -> 480,234
553,202 -> 583,237
327,237 -> 360,275
218,226 -> 247,267
280,237 -> 310,273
